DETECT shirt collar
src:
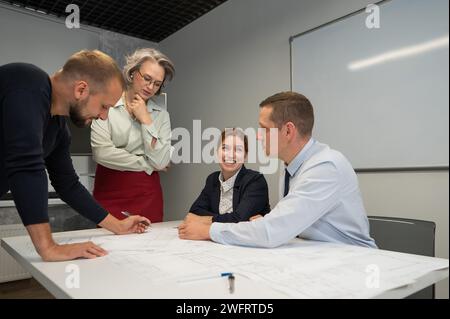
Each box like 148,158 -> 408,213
113,96 -> 161,112
286,138 -> 315,177
218,167 -> 242,192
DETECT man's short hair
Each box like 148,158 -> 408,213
61,50 -> 125,93
259,91 -> 314,136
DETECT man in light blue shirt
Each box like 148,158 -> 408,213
179,92 -> 376,248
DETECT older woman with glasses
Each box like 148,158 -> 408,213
90,48 -> 175,223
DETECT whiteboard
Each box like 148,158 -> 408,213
291,0 -> 449,170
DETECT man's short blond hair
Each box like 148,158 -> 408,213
61,50 -> 125,93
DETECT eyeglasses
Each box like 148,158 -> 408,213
136,69 -> 164,89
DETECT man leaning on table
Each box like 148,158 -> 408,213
0,51 -> 150,262
179,91 -> 377,249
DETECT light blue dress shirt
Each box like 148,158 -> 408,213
210,138 -> 377,248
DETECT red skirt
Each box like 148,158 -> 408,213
93,164 -> 163,223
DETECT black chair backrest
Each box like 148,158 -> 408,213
368,216 -> 436,299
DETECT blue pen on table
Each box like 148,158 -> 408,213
177,272 -> 233,283
228,274 -> 235,294
120,211 -> 150,226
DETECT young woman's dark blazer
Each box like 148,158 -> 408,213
189,165 -> 271,223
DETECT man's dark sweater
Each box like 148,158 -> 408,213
0,63 -> 108,226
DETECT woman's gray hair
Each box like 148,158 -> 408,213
123,48 -> 175,95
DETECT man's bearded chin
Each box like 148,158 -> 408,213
69,101 -> 89,128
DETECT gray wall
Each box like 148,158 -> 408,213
0,6 -> 156,226
0,4 -> 98,74
0,3 -> 158,154
159,0 -> 449,298
0,3 -> 158,71
1,0 -> 448,298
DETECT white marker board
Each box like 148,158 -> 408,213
291,0 -> 449,170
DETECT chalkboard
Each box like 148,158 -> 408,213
290,0 -> 449,170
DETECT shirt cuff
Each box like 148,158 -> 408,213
137,157 -> 154,175
142,123 -> 159,139
210,222 -> 226,243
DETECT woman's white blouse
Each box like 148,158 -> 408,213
91,97 -> 172,175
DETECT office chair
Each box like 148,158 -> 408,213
368,216 -> 436,299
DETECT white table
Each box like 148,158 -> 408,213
1,221 -> 448,299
